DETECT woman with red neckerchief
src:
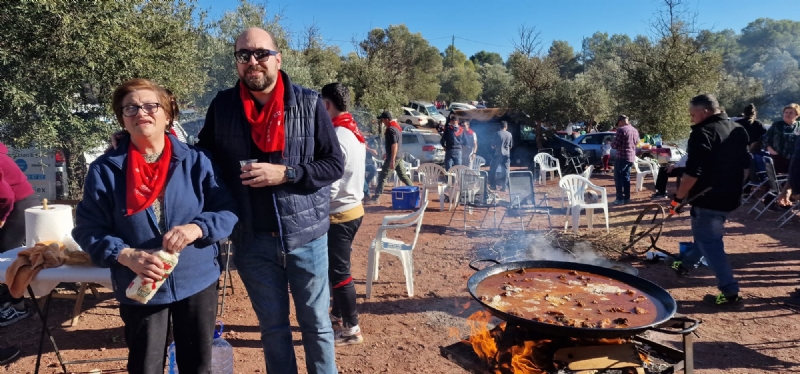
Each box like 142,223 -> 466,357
73,79 -> 238,374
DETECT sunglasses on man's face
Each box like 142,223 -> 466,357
234,49 -> 278,64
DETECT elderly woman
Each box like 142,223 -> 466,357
73,78 -> 238,374
764,103 -> 800,174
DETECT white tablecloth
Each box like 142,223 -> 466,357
0,247 -> 113,297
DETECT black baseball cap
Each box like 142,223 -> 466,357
377,111 -> 393,120
617,114 -> 628,121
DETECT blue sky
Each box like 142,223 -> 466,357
196,0 -> 795,59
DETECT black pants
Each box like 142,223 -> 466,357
327,217 -> 363,327
655,167 -> 684,194
0,195 -> 39,253
118,281 -> 217,374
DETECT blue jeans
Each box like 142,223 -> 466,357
682,207 -> 740,296
234,233 -> 337,374
444,150 -> 462,171
364,164 -> 377,197
614,160 -> 633,201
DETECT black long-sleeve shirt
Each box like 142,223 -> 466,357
197,91 -> 343,232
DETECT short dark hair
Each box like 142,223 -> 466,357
321,83 -> 350,112
501,120 -> 508,129
689,94 -> 720,112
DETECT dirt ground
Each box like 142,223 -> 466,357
3,168 -> 800,374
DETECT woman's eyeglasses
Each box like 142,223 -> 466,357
122,103 -> 162,117
234,49 -> 278,64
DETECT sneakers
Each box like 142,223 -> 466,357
0,304 -> 29,327
334,324 -> 364,346
703,293 -> 744,309
651,192 -> 668,199
670,260 -> 690,276
612,200 -> 630,205
0,346 -> 20,365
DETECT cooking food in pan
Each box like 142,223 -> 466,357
474,268 -> 662,329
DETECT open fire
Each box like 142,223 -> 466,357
465,311 -> 651,374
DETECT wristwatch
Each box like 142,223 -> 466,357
285,166 -> 296,182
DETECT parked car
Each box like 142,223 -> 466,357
398,107 -> 430,127
408,101 -> 446,127
573,132 -> 686,165
401,131 -> 445,164
449,102 -> 476,111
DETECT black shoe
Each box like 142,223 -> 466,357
0,305 -> 29,327
651,192 -> 667,199
0,346 -> 20,365
703,293 -> 744,309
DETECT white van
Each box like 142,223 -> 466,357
408,101 -> 446,127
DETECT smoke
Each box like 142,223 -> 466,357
478,232 -> 636,275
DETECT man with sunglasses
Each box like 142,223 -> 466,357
197,27 -> 343,374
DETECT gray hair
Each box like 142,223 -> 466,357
689,94 -> 720,112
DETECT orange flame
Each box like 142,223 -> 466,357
465,311 -> 548,374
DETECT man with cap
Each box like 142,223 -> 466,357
370,111 -> 412,202
611,114 -> 639,204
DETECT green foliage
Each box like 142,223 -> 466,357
470,51 -> 504,66
439,63 -> 482,102
477,64 -> 511,106
344,24 -> 442,118
442,45 -> 469,70
548,40 -> 582,78
0,0 -> 206,196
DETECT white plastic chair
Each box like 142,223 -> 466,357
417,163 -> 448,210
448,166 -> 480,211
533,153 -> 562,185
445,165 -> 470,210
472,155 -> 486,171
634,158 -> 659,192
581,165 -> 594,181
365,199 -> 430,298
408,159 -> 420,182
559,175 -> 609,234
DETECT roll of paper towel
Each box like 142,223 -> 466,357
25,204 -> 75,245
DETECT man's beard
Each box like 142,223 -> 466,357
240,67 -> 276,92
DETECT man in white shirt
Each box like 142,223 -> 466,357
652,154 -> 688,198
321,83 -> 366,346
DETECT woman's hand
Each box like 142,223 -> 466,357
118,248 -> 164,283
162,224 -> 203,253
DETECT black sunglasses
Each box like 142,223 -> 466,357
234,49 -> 279,64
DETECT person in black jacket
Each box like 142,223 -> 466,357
441,116 -> 467,171
670,94 -> 749,308
735,103 -> 765,153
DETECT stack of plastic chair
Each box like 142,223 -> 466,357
533,153 -> 562,185
634,158 -> 659,192
417,163 -> 448,210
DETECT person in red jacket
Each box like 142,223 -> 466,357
0,142 -> 37,249
0,141 -> 37,329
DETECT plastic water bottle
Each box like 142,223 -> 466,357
166,321 -> 233,374
211,322 -> 234,374
655,134 -> 663,147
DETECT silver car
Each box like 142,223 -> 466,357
401,130 -> 445,164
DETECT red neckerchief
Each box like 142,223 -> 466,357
386,120 -> 402,133
332,112 -> 365,143
239,74 -> 285,153
454,125 -> 463,137
465,128 -> 474,136
126,135 -> 172,216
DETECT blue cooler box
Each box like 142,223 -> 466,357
391,186 -> 420,210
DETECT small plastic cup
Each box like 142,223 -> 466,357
239,159 -> 258,168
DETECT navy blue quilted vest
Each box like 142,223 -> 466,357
210,73 -> 330,252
